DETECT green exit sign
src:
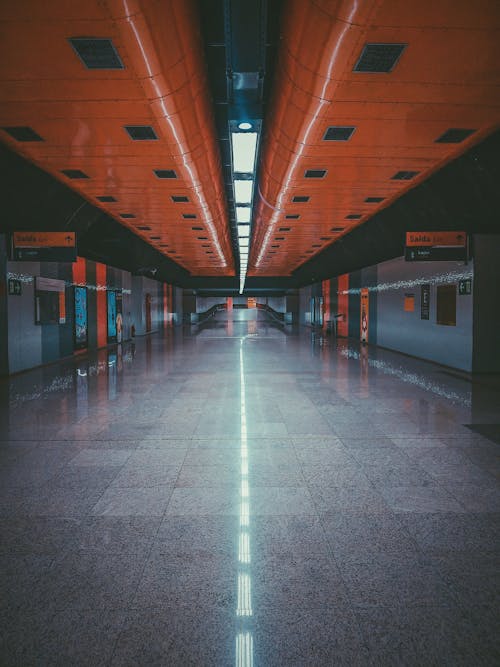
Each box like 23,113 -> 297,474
458,279 -> 472,295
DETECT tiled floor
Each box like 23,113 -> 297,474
0,310 -> 499,665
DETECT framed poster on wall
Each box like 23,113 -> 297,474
107,290 -> 117,343
74,286 -> 88,349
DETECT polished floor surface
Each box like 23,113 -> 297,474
1,310 -> 499,666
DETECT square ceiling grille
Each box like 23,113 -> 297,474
69,38 -> 124,69
354,43 -> 406,73
124,125 -> 158,141
191,226 -> 203,231
292,196 -> 309,203
96,195 -> 117,202
435,128 -> 476,143
154,169 -> 177,179
305,169 -> 327,178
183,214 -> 196,219
2,126 -> 43,142
150,236 -> 161,240
320,237 -> 332,241
391,170 -> 419,180
323,126 -> 355,141
346,214 -> 362,219
279,227 -> 291,231
331,226 -> 345,232
119,213 -> 135,218
172,195 -> 189,202
365,196 -> 385,203
61,169 -> 89,179
285,214 -> 300,219
138,226 -> 151,230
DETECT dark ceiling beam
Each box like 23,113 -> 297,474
0,143 -> 190,285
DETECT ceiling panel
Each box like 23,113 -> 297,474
0,0 -> 235,277
249,0 -> 500,276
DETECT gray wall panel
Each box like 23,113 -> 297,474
376,257 -> 473,371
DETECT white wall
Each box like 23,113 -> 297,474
7,262 -> 43,373
375,257 -> 473,371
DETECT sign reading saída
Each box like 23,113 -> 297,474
405,231 -> 467,262
12,232 -> 77,262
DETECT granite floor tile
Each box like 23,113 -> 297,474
110,604 -> 234,667
379,484 -> 467,513
91,486 -> 174,516
32,550 -> 145,610
133,551 -> 237,608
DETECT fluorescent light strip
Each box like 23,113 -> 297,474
232,133 -> 258,173
234,180 -> 253,204
236,207 -> 251,223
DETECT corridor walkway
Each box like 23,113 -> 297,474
0,311 -> 499,665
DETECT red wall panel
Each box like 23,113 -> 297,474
337,274 -> 349,337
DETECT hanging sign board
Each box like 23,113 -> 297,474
12,232 -> 77,262
405,231 -> 467,262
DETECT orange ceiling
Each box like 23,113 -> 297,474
1,0 -> 499,281
0,0 -> 234,276
249,0 -> 500,276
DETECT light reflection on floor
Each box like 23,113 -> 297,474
235,338 -> 254,664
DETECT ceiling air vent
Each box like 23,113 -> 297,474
279,227 -> 291,232
354,43 -> 406,73
172,195 -> 189,203
68,38 -> 124,70
305,169 -> 327,178
312,244 -> 321,248
435,128 -> 476,144
2,126 -> 43,142
346,214 -> 362,220
320,237 -> 332,241
96,195 -> 116,202
183,214 -> 196,219
201,244 -> 210,247
323,126 -> 355,141
154,169 -> 177,179
331,227 -> 345,232
191,226 -> 203,231
119,213 -> 135,219
138,226 -> 151,230
286,214 -> 300,219
391,170 -> 419,180
292,196 -> 309,203
150,236 -> 161,240
271,245 -> 280,248
306,250 -> 314,254
275,237 -> 285,241
61,169 -> 88,179
197,237 -> 208,240
124,125 -> 158,141
365,196 -> 385,203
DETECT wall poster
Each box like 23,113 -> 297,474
74,286 -> 88,349
107,290 -> 117,342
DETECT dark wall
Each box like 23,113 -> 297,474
472,235 -> 500,373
